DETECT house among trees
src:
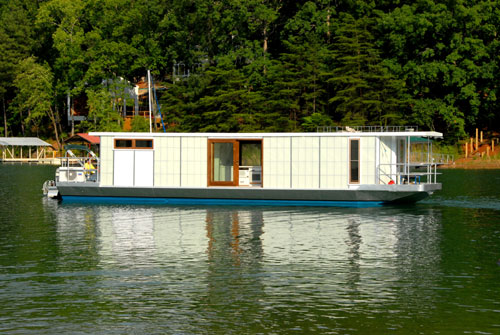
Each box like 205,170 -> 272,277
67,78 -> 165,132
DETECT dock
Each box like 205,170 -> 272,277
0,137 -> 61,165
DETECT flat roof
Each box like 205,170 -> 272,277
0,137 -> 52,147
90,131 -> 443,138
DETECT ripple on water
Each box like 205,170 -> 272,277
421,196 -> 500,210
2,166 -> 500,334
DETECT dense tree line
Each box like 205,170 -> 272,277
1,0 -> 499,146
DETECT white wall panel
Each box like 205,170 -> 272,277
166,137 -> 181,186
263,137 -> 290,188
291,137 -> 319,189
100,136 -> 114,186
320,137 -> 348,189
181,137 -> 207,187
153,137 -> 181,187
361,137 -> 376,184
154,137 -> 165,186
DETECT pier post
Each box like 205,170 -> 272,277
487,146 -> 490,157
480,131 -> 483,143
470,138 -> 473,152
465,143 -> 468,158
476,128 -> 478,150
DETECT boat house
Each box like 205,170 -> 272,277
49,127 -> 443,205
0,137 -> 54,163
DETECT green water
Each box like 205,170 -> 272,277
1,164 -> 500,334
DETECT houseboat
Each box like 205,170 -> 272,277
48,127 -> 443,206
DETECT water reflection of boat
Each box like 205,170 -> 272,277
45,202 -> 445,331
49,204 -> 441,300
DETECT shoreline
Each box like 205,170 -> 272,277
439,159 -> 500,169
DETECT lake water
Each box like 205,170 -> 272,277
1,164 -> 500,334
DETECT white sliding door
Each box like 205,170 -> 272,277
134,150 -> 154,187
114,150 -> 134,186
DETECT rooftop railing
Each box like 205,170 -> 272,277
317,126 -> 419,133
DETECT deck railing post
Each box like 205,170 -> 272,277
407,136 -> 410,184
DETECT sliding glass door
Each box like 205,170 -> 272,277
208,140 -> 238,186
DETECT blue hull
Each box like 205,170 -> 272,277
62,196 -> 384,208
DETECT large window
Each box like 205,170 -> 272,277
349,139 -> 360,184
208,139 -> 262,186
239,141 -> 262,166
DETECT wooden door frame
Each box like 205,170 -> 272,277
207,139 -> 239,186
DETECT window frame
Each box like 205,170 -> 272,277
207,139 -> 263,187
114,138 -> 154,150
349,138 -> 360,184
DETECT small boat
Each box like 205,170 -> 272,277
46,127 -> 443,206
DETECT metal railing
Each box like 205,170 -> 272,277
59,156 -> 100,183
410,152 -> 454,164
378,163 -> 439,185
317,126 -> 419,133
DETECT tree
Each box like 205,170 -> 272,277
196,55 -> 267,132
329,14 -> 405,126
377,1 -> 499,139
11,57 -> 61,147
85,87 -> 121,132
263,1 -> 335,131
0,0 -> 35,136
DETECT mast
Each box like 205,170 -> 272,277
147,69 -> 152,133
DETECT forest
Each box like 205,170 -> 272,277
1,0 -> 499,148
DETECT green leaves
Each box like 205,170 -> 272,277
379,0 -> 500,139
11,57 -> 54,136
85,87 -> 121,132
329,14 -> 405,126
2,0 -> 500,138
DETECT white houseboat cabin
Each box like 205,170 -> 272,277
49,127 -> 443,206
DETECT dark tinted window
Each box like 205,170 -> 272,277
135,140 -> 153,148
350,139 -> 360,183
115,139 -> 133,148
